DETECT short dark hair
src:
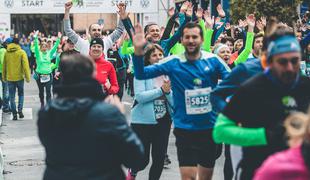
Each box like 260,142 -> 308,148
181,22 -> 203,38
221,36 -> 235,45
59,54 -> 94,84
144,23 -> 158,34
12,38 -> 19,44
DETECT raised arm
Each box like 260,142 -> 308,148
234,14 -> 255,66
63,1 -> 80,44
201,10 -> 214,52
49,32 -> 61,59
132,24 -> 170,79
33,31 -> 41,63
161,7 -> 178,41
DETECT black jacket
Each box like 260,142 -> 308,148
38,79 -> 144,180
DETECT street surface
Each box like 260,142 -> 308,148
0,80 -> 224,180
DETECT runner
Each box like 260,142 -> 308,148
132,22 -> 231,180
213,27 -> 310,179
127,44 -> 173,180
89,38 -> 119,95
33,31 -> 61,108
63,1 -> 128,57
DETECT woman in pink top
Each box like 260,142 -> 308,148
254,113 -> 310,180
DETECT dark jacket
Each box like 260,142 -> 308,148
38,78 -> 144,180
211,58 -> 263,112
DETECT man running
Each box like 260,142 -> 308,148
213,27 -> 310,179
132,22 -> 231,180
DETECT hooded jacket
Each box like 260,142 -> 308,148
2,43 -> 30,82
38,78 -> 144,180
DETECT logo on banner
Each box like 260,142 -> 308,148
140,0 -> 150,8
4,0 -> 14,8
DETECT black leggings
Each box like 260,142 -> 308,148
36,74 -> 53,105
131,114 -> 171,180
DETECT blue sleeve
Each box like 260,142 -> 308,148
122,18 -> 134,40
300,32 -> 310,49
134,78 -> 164,104
214,18 -> 227,43
211,64 -> 247,112
133,55 -> 171,80
161,13 -> 191,57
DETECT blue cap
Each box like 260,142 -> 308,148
267,36 -> 301,60
4,37 -> 13,44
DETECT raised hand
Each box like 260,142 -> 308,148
168,7 -> 175,18
203,10 -> 214,29
117,2 -> 128,20
57,32 -> 62,39
180,1 -> 190,13
261,16 -> 267,27
246,14 -> 256,32
185,2 -> 193,17
256,20 -> 264,32
65,1 -> 73,12
238,19 -> 248,29
132,24 -> 147,56
195,7 -> 204,20
216,4 -> 226,18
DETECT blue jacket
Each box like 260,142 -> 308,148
211,58 -> 263,112
131,78 -> 174,124
133,51 -> 231,130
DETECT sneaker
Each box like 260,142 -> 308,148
18,112 -> 24,119
126,169 -> 136,180
164,155 -> 171,166
12,114 -> 18,121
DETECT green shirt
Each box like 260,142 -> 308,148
34,36 -> 60,74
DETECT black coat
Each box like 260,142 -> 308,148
38,79 -> 144,180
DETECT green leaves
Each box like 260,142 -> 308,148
230,0 -> 302,25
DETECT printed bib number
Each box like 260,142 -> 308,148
154,99 -> 167,119
40,74 -> 50,83
185,87 -> 212,115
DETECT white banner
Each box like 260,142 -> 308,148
0,0 -> 158,14
0,14 -> 10,39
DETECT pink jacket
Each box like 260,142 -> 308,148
254,146 -> 310,180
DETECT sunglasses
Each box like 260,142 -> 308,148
92,29 -> 101,31
276,57 -> 299,66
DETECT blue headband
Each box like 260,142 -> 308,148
267,35 -> 301,60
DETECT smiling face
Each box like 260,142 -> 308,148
90,44 -> 103,59
181,27 -> 203,57
146,24 -> 161,43
90,24 -> 102,38
40,42 -> 48,52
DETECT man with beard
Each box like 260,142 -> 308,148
63,1 -> 128,57
213,28 -> 310,180
132,22 -> 231,180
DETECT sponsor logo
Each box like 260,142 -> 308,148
4,0 -> 14,8
140,0 -> 150,8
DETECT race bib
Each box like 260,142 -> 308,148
185,87 -> 212,115
154,99 -> 167,119
40,74 -> 50,83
